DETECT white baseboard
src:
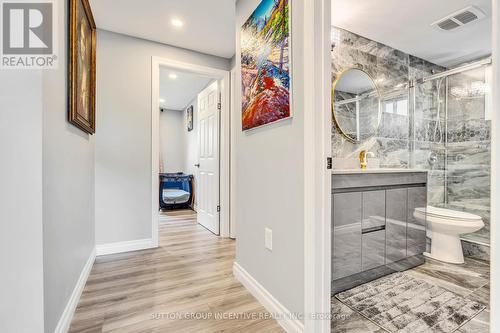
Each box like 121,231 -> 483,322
96,238 -> 156,256
233,262 -> 305,333
53,248 -> 96,333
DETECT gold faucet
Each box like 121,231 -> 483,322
359,150 -> 375,170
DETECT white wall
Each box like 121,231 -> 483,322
41,0 -> 96,332
160,109 -> 185,173
95,30 -> 230,245
0,3 -> 96,332
0,71 -> 45,333
234,0 -> 305,317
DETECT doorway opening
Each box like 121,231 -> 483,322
328,1 -> 493,332
151,57 -> 231,244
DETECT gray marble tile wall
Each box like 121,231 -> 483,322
331,27 -> 491,248
331,27 -> 446,200
331,27 -> 411,168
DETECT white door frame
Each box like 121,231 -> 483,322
303,0 -> 331,332
151,56 -> 231,244
229,67 -> 237,239
490,0 -> 499,331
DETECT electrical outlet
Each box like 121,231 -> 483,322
265,228 -> 273,251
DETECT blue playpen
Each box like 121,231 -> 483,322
159,173 -> 194,210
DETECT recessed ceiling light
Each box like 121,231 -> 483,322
171,18 -> 184,28
159,98 -> 165,103
169,73 -> 178,80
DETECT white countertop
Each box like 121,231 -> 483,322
332,168 -> 428,174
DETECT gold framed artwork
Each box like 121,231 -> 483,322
69,0 -> 96,134
187,105 -> 194,131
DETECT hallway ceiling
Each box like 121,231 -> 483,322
332,0 -> 492,68
89,0 -> 236,59
159,68 -> 213,110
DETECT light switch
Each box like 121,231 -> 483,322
265,228 -> 273,251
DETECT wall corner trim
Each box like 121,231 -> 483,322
96,238 -> 156,256
232,262 -> 305,333
53,248 -> 96,333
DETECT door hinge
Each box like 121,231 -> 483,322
217,102 -> 221,110
217,205 -> 221,212
327,157 -> 332,170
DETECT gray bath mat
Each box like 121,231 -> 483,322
335,272 -> 485,333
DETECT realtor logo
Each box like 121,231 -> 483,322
1,1 -> 57,69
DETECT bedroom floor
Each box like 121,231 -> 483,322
159,208 -> 196,219
332,257 -> 490,333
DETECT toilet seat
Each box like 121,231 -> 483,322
414,206 -> 483,227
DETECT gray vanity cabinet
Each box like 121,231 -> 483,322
386,188 -> 408,263
332,192 -> 362,280
407,187 -> 427,256
332,171 -> 427,294
362,190 -> 386,271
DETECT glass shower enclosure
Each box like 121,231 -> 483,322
410,59 -> 492,246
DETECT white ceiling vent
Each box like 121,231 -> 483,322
432,6 -> 486,31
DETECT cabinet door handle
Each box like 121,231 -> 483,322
194,163 -> 200,168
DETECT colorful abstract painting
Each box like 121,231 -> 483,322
241,0 -> 290,130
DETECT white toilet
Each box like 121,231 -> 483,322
414,206 -> 484,264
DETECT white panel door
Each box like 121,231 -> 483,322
197,81 -> 220,234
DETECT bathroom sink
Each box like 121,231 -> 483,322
332,168 -> 428,174
331,158 -> 427,174
333,157 -> 380,170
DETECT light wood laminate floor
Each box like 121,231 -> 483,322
69,209 -> 283,333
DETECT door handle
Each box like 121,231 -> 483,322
194,163 -> 200,168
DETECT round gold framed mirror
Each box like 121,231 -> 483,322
332,68 -> 381,143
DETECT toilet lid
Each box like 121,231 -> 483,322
415,206 -> 482,222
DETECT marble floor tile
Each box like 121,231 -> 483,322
408,257 -> 489,291
405,269 -> 473,299
466,284 -> 490,306
457,310 -> 489,333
